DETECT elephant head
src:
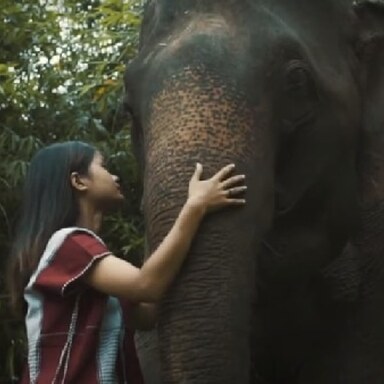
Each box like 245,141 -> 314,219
124,1 -> 384,383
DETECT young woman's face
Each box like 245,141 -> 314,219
83,151 -> 125,209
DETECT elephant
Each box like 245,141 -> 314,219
123,0 -> 384,383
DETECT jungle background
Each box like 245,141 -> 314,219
0,1 -> 144,382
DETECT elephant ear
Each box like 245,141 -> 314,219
353,0 -> 384,205
353,0 -> 384,62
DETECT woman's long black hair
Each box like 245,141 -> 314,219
7,141 -> 96,316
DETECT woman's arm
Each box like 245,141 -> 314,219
83,163 -> 246,303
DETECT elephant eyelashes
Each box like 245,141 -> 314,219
280,62 -> 319,132
123,100 -> 145,169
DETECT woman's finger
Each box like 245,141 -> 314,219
190,163 -> 203,182
225,198 -> 246,205
212,163 -> 236,181
226,186 -> 247,197
220,174 -> 246,189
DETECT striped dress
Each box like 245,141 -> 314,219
21,227 -> 143,384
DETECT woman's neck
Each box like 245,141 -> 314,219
76,202 -> 103,233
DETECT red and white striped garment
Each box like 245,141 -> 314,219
21,227 -> 143,384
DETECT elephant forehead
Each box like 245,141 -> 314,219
171,15 -> 235,46
162,14 -> 235,53
145,67 -> 269,163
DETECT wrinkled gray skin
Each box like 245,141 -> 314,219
124,0 -> 384,383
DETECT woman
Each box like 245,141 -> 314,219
8,141 -> 246,383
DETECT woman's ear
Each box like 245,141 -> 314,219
70,172 -> 88,192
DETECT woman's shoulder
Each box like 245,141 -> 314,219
43,227 -> 104,256
34,228 -> 108,273
51,227 -> 105,246
62,229 -> 109,256
26,227 -> 111,295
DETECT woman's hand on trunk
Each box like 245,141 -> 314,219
83,163 -> 246,304
187,163 -> 247,213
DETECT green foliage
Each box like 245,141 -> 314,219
0,0 -> 143,381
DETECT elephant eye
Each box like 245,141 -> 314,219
285,64 -> 309,90
123,95 -> 145,170
280,61 -> 319,132
123,96 -> 142,140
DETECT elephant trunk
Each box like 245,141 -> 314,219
159,214 -> 265,383
142,68 -> 274,384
